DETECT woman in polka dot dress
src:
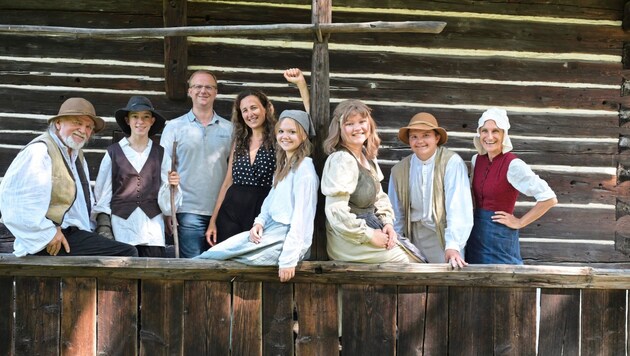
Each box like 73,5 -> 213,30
205,68 -> 310,245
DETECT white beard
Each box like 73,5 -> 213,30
63,134 -> 86,150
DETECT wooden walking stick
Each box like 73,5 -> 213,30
170,141 -> 180,258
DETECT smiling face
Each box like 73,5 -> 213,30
409,128 -> 440,161
276,118 -> 305,157
187,72 -> 218,109
479,119 -> 504,158
55,115 -> 94,150
341,112 -> 370,151
126,110 -> 155,137
239,95 -> 267,131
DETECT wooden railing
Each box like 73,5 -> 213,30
0,254 -> 627,355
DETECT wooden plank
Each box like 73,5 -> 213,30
522,242 -> 629,264
0,35 -> 164,62
97,278 -> 137,356
514,206 -> 615,240
4,257 -> 630,289
61,277 -> 96,356
397,286 -> 427,355
341,284 -> 397,355
163,0 -> 187,101
294,283 -> 339,356
139,280 -> 184,355
449,286 -> 494,355
493,288 -> 536,355
538,288 -> 579,356
581,289 -> 626,355
241,0 -> 626,21
183,281 -> 230,355
330,16 -> 627,55
1,10 -> 163,28
424,286 -> 449,355
310,0 -> 332,261
262,282 -> 294,356
0,276 -> 14,355
232,281 -> 262,356
14,276 -> 60,355
189,42 -> 626,85
3,0 -> 163,14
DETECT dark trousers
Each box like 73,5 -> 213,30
136,245 -> 165,258
35,227 -> 138,257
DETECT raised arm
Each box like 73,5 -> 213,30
283,68 -> 310,113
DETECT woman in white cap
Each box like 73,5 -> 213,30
321,99 -> 426,264
195,110 -> 319,283
466,107 -> 557,264
94,96 -> 181,257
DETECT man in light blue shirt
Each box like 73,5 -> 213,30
160,71 -> 233,258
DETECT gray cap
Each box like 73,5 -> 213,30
279,110 -> 316,138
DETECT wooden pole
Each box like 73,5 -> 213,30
310,0 -> 332,261
163,0 -> 188,101
170,141 -> 180,258
0,21 -> 446,38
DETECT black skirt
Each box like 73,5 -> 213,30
215,184 -> 271,243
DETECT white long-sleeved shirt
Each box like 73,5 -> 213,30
388,151 -> 473,252
93,138 -> 181,247
253,157 -> 319,268
0,132 -> 93,256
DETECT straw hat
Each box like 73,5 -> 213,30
398,112 -> 447,145
48,97 -> 105,133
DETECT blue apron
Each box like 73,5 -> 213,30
466,208 -> 523,264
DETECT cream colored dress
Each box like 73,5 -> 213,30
321,150 -> 418,263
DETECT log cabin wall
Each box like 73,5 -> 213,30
0,0 -> 629,265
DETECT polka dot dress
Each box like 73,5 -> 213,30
231,146 -> 275,187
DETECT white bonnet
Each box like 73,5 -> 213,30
473,107 -> 513,155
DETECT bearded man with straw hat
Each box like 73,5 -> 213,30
0,97 -> 138,257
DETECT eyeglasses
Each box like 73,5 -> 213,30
189,84 -> 217,91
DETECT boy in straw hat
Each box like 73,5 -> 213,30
388,112 -> 473,267
94,96 -> 182,257
0,97 -> 138,257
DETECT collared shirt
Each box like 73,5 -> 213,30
93,138 -> 182,247
253,157 -> 319,268
0,130 -> 93,256
471,154 -> 556,202
389,151 -> 474,252
159,110 -> 232,216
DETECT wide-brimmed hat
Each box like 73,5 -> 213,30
279,110 -> 316,138
473,107 -> 513,155
114,96 -> 165,136
398,112 -> 448,145
48,97 -> 105,133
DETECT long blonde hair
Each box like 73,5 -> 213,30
273,117 -> 313,187
322,99 -> 380,160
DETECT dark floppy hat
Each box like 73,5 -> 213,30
397,112 -> 448,146
48,97 -> 105,133
114,96 -> 165,136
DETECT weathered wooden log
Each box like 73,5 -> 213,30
0,21 -> 446,38
0,255 -> 629,289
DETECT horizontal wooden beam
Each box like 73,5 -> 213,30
0,254 -> 628,289
0,21 -> 446,38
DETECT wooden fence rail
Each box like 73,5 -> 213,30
0,255 -> 628,355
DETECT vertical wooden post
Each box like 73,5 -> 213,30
163,0 -> 188,100
310,0 -> 332,261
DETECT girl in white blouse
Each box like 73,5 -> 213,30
321,99 -> 425,263
195,110 -> 319,282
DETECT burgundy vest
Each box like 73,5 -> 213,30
109,143 -> 163,219
472,152 -> 519,214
